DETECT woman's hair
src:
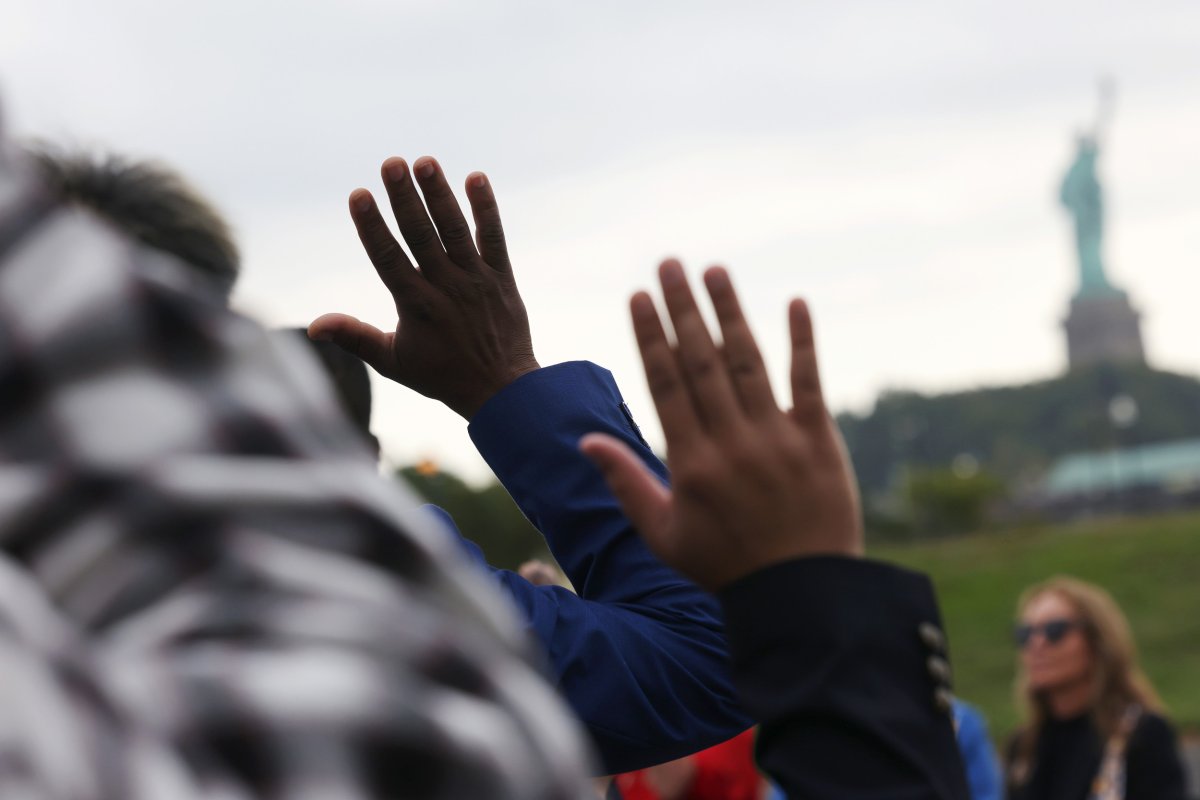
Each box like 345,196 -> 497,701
1007,575 -> 1163,785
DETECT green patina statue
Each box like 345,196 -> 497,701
1061,136 -> 1108,294
1061,80 -> 1118,298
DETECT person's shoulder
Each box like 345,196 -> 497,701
1126,709 -> 1186,775
1131,710 -> 1179,749
1125,709 -> 1188,794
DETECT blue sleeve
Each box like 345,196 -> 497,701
465,361 -> 752,774
953,702 -> 1003,800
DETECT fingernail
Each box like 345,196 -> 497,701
415,159 -> 436,179
384,158 -> 407,183
630,292 -> 657,320
660,261 -> 685,287
469,172 -> 487,189
351,190 -> 373,212
705,266 -> 730,288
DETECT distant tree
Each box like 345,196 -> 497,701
905,468 -> 1005,537
839,364 -> 1200,514
396,462 -> 552,570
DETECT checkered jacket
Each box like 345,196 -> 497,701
0,118 -> 594,799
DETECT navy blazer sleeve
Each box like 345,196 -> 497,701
465,361 -> 753,774
718,557 -> 970,800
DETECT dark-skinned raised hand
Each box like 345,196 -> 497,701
580,260 -> 863,592
310,157 -> 538,420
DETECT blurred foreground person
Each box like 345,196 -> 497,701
1005,576 -> 1186,800
0,111 -> 593,799
282,327 -> 380,456
580,261 -> 970,799
28,146 -> 240,300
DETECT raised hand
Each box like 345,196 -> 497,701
309,157 -> 538,419
580,260 -> 863,592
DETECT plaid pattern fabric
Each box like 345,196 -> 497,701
0,122 -> 594,798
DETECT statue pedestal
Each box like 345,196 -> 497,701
1063,290 -> 1145,370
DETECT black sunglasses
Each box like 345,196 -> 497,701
1014,618 -> 1081,648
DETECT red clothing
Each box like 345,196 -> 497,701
615,730 -> 760,800
615,770 -> 658,800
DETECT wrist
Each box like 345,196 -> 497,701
456,359 -> 541,420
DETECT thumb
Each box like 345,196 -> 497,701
580,433 -> 672,546
308,313 -> 394,374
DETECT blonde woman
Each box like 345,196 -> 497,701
1005,576 -> 1186,800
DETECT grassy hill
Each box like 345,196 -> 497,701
872,510 -> 1200,742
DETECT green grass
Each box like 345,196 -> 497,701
872,510 -> 1200,742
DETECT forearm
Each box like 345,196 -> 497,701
424,502 -> 750,773
466,363 -> 753,769
469,362 -> 696,606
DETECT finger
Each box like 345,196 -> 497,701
658,259 -> 742,429
465,171 -> 513,273
308,313 -> 394,375
348,188 -> 419,296
630,290 -> 702,448
579,433 -> 672,547
703,266 -> 776,415
379,157 -> 450,277
788,299 -> 826,422
411,156 -> 480,268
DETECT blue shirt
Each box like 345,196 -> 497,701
953,701 -> 1003,800
436,361 -> 752,774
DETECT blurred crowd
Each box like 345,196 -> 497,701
0,100 -> 1188,800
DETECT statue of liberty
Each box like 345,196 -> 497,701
1060,79 -> 1117,297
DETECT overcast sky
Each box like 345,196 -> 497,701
4,0 -> 1198,481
